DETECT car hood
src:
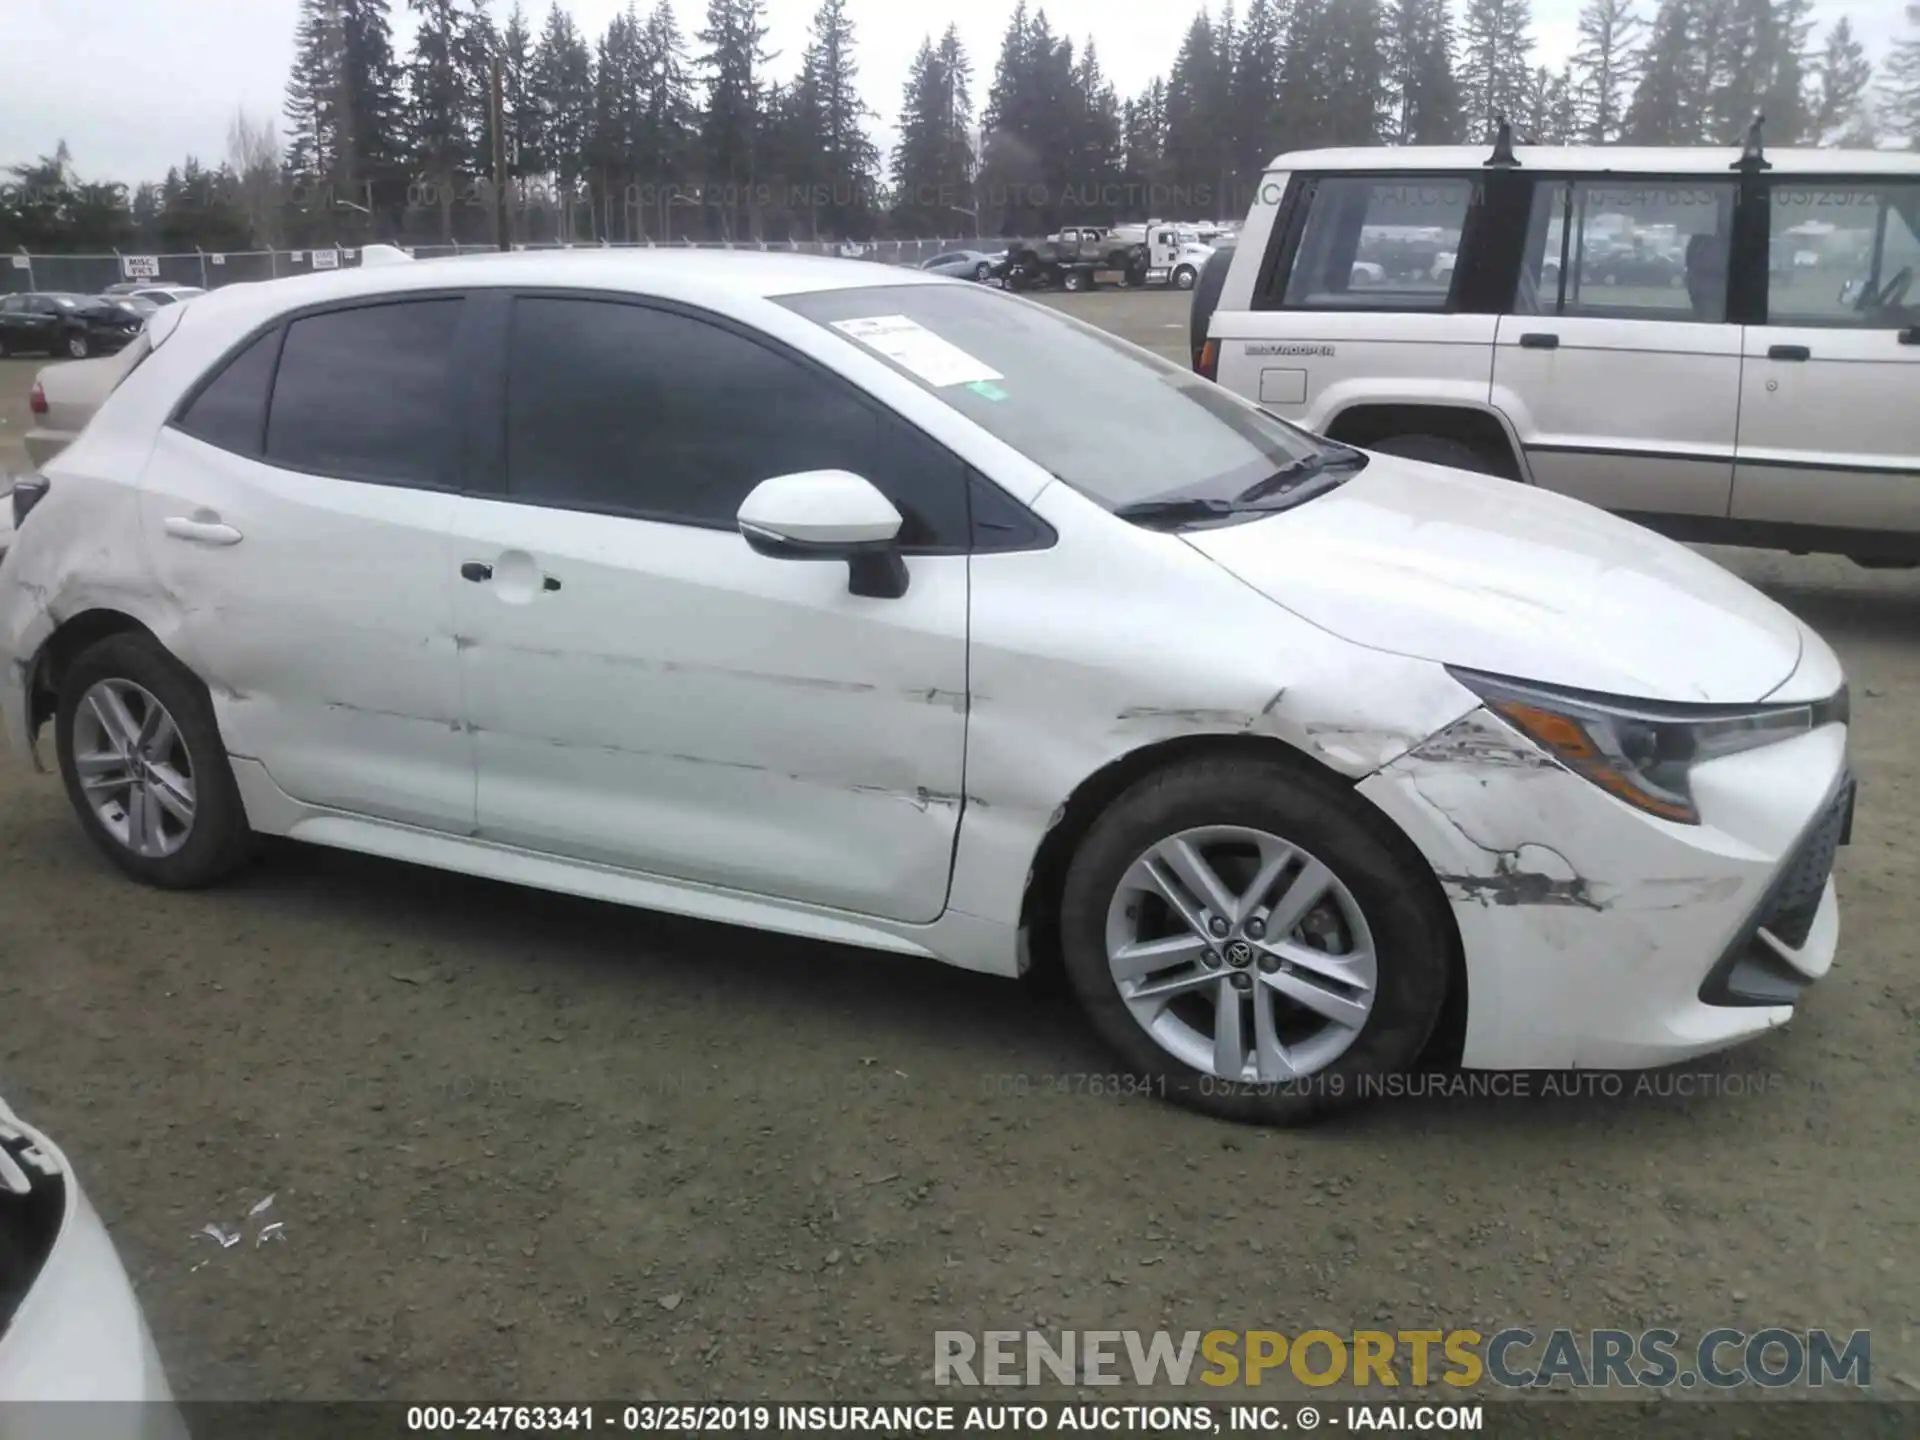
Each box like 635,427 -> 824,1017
1182,455 -> 1806,704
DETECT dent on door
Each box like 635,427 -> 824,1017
448,505 -> 970,926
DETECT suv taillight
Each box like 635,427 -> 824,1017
28,382 -> 46,416
1195,339 -> 1220,381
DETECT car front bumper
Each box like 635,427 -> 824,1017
0,1106 -> 187,1436
1357,706 -> 1850,1071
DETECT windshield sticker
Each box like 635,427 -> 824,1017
965,380 -> 1009,401
831,315 -> 1004,388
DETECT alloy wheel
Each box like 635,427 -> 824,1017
71,678 -> 197,858
1104,825 -> 1377,1082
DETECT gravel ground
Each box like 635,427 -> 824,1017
1,292 -> 1916,1403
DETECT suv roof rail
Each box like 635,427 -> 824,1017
1484,116 -> 1521,168
1732,113 -> 1771,172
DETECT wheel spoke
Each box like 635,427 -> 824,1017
89,687 -> 141,751
1251,989 -> 1298,1082
1126,965 -> 1220,1007
146,763 -> 196,826
1262,858 -> 1334,938
76,750 -> 131,786
1211,977 -> 1247,1079
1153,836 -> 1238,920
1110,931 -> 1211,982
124,784 -> 160,856
1234,838 -> 1296,923
1270,938 -> 1374,991
1261,963 -> 1372,1030
140,707 -> 180,760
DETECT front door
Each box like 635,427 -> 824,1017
1493,175 -> 1743,518
446,293 -> 971,924
1733,176 -> 1920,538
138,295 -> 477,833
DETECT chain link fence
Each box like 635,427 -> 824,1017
4,238 -> 991,296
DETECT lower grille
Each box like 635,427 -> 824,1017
1699,771 -> 1853,1008
1759,776 -> 1853,949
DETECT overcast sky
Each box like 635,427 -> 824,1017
2,0 -> 1907,187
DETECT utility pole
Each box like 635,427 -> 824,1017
491,58 -> 510,251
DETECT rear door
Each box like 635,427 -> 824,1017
138,295 -> 477,832
1212,173 -> 1496,422
1733,175 -> 1920,541
1492,175 -> 1743,519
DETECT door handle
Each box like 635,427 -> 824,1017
1518,332 -> 1559,349
1768,344 -> 1811,361
460,561 -> 493,582
542,575 -> 561,592
162,516 -> 242,545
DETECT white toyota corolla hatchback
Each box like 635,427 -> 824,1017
0,250 -> 1853,1123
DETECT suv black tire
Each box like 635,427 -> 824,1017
54,632 -> 258,889
1369,433 -> 1498,474
1058,755 -> 1452,1125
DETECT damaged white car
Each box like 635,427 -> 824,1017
0,1094 -> 186,1430
0,252 -> 1853,1123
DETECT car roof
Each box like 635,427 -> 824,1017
179,248 -> 948,330
1266,144 -> 1919,177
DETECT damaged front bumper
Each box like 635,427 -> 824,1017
1358,706 -> 1849,1071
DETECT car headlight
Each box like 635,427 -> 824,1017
1447,668 -> 1848,825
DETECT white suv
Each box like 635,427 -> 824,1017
1196,138 -> 1920,566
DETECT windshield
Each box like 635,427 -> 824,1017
778,283 -> 1328,513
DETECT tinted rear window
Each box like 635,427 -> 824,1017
265,300 -> 462,486
176,329 -> 282,455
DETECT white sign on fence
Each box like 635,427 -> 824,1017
288,251 -> 304,262
121,255 -> 160,279
311,249 -> 339,270
209,254 -> 226,265
9,256 -> 28,270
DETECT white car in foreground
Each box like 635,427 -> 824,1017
0,1094 -> 185,1430
0,251 -> 1853,1123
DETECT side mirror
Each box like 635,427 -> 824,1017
737,470 -> 910,600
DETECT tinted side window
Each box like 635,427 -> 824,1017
1513,179 -> 1736,323
265,299 -> 462,486
1765,180 -> 1920,328
504,297 -> 969,548
175,329 -> 281,456
1278,177 -> 1472,311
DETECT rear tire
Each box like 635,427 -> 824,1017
54,633 -> 257,889
1063,270 -> 1087,292
64,330 -> 90,359
1368,433 -> 1499,475
1059,756 -> 1451,1126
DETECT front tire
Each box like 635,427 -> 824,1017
1063,270 -> 1087,292
1059,755 -> 1451,1124
65,330 -> 91,359
973,262 -> 993,282
54,633 -> 257,889
1173,266 -> 1197,291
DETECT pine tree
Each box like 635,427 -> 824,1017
634,0 -> 696,236
1884,3 -> 1920,148
498,3 -> 539,180
1066,39 -> 1123,221
1459,0 -> 1536,139
697,0 -> 774,238
1164,12 -> 1223,217
1570,0 -> 1644,141
1120,79 -> 1168,220
1386,0 -> 1465,145
1809,18 -> 1874,145
1232,0 -> 1286,183
1623,0 -> 1699,142
531,2 -> 596,237
405,0 -> 491,241
586,6 -> 645,239
283,0 -> 403,211
1322,0 -> 1391,145
793,0 -> 878,237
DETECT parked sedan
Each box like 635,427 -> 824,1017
919,249 -> 1005,282
0,292 -> 146,359
0,251 -> 1852,1124
1587,248 -> 1685,288
0,1092 -> 187,1428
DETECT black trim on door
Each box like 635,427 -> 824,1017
1530,439 -> 1917,477
1251,174 -> 1312,311
1455,170 -> 1532,314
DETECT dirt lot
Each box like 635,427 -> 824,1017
2,292 -> 1917,1403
